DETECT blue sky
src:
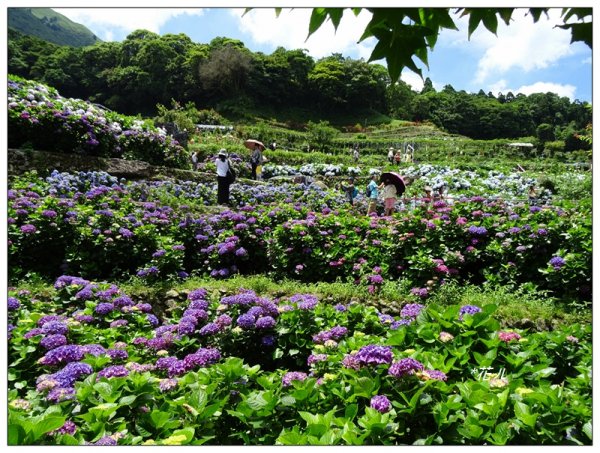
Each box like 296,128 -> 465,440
42,7 -> 593,102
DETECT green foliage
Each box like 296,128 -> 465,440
7,283 -> 592,445
306,120 -> 339,152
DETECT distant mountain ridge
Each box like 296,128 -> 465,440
8,8 -> 101,47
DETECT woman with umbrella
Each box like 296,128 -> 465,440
380,172 -> 406,217
245,139 -> 265,180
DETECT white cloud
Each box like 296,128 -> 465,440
53,8 -> 205,41
400,70 -> 424,92
486,80 -> 577,100
231,8 -> 376,60
471,9 -> 575,84
581,57 -> 592,65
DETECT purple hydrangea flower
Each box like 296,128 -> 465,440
46,387 -> 75,403
49,420 -> 77,436
549,256 -> 566,270
40,334 -> 68,350
8,297 -> 20,311
236,313 -> 256,330
459,305 -> 482,320
388,358 -> 424,378
307,354 -> 328,366
41,321 -> 69,336
81,344 -> 106,357
107,349 -> 129,361
419,369 -> 448,381
261,335 -> 276,347
159,378 -> 178,392
90,436 -> 118,446
282,371 -> 308,387
199,322 -> 220,336
400,303 -> 425,319
41,345 -> 84,366
97,365 -> 129,379
177,322 -> 196,336
468,225 -> 488,236
94,303 -> 115,315
20,224 -> 37,234
355,345 -> 393,366
370,395 -> 391,413
255,316 -> 276,329
216,314 -> 232,327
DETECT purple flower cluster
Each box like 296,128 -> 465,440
370,395 -> 392,413
40,334 -> 68,350
282,371 -> 308,387
307,354 -> 328,366
8,297 -> 20,311
549,256 -> 566,270
290,294 -> 319,310
459,305 -> 482,320
400,303 -> 425,319
312,326 -> 348,344
156,347 -> 221,378
40,345 -> 84,366
97,365 -> 130,379
468,225 -> 488,236
355,345 -> 393,366
388,358 -> 424,378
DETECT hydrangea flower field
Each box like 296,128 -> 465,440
6,78 -> 592,446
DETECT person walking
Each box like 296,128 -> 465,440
353,147 -> 360,163
191,150 -> 199,171
216,149 -> 233,205
341,177 -> 358,206
250,144 -> 263,180
366,174 -> 383,215
387,147 -> 395,164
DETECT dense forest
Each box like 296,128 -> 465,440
8,27 -> 591,143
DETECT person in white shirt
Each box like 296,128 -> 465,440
216,149 -> 232,205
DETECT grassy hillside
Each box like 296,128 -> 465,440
8,7 -> 100,47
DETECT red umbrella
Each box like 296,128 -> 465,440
380,172 -> 406,196
244,139 -> 265,150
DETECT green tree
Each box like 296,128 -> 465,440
306,120 -> 339,152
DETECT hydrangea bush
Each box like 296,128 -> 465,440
7,283 -> 591,445
8,76 -> 188,168
8,170 -> 591,300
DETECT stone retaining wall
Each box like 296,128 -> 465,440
7,148 -> 267,186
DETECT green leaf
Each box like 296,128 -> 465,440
514,401 -> 537,428
59,434 -> 82,446
246,391 -> 269,411
457,420 -> 484,439
344,403 -> 358,421
327,8 -> 345,31
31,416 -> 66,441
150,410 -> 171,429
8,424 -> 26,445
299,411 -> 320,426
119,394 -> 137,406
582,421 -> 592,440
557,23 -> 593,48
307,8 -> 328,40
277,429 -> 307,445
280,395 -> 296,406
